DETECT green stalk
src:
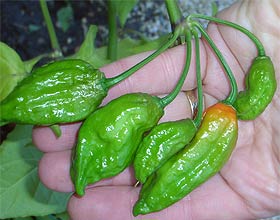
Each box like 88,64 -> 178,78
104,30 -> 180,89
190,14 -> 266,56
192,30 -> 203,128
160,30 -> 192,107
164,0 -> 183,31
107,0 -> 118,61
39,0 -> 61,55
50,124 -> 61,137
193,22 -> 237,105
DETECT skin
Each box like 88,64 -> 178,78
32,0 -> 280,219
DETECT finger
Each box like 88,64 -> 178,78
32,91 -> 194,153
32,122 -> 81,152
67,175 -> 253,220
38,150 -> 137,192
39,150 -> 73,192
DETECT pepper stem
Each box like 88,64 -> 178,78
190,14 -> 266,56
192,30 -> 203,128
50,124 -> 61,138
193,22 -> 237,105
104,30 -> 180,89
160,30 -> 192,107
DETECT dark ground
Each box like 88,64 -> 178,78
0,0 -> 169,60
1,0 -> 111,59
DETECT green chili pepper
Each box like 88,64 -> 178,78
133,103 -> 238,216
190,15 -> 277,118
0,31 -> 180,126
133,29 -> 204,184
133,118 -> 196,184
71,29 -> 193,196
233,56 -> 276,120
0,59 -> 107,125
70,93 -> 164,196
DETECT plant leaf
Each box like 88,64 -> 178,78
0,125 -> 71,219
112,0 -> 138,27
72,25 -> 168,68
55,211 -> 70,220
211,1 -> 219,16
95,34 -> 169,62
57,4 -> 73,32
35,215 -> 60,220
0,42 -> 27,101
11,217 -> 34,220
72,25 -> 109,68
24,54 -> 48,73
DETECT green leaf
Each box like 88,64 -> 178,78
24,54 -> 47,73
0,125 -> 71,219
28,24 -> 41,32
35,215 -> 60,220
95,34 -> 169,62
57,4 -> 73,32
10,217 -> 34,220
72,28 -> 169,68
72,25 -> 109,68
0,42 -> 27,101
55,211 -> 70,220
112,0 -> 138,27
211,1 -> 219,16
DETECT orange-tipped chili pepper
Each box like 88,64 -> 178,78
133,103 -> 238,216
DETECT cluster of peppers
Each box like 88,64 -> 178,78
0,13 -> 276,216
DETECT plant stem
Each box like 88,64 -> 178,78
190,14 -> 266,56
107,0 -> 118,61
192,30 -> 203,128
164,0 -> 183,32
160,30 -> 192,107
39,0 -> 62,55
50,124 -> 61,137
104,30 -> 180,89
193,22 -> 237,105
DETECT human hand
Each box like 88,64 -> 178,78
33,0 -> 280,219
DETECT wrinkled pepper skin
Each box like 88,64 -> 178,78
133,118 -> 196,183
233,56 -> 276,120
0,59 -> 107,125
71,93 -> 164,196
133,103 -> 238,216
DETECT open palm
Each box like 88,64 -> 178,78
33,1 -> 280,219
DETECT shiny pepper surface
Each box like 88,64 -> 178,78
133,103 -> 238,216
233,56 -> 276,120
0,59 -> 107,125
71,93 -> 164,196
133,118 -> 196,183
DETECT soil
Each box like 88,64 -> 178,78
1,0 -> 107,60
0,0 -> 169,60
